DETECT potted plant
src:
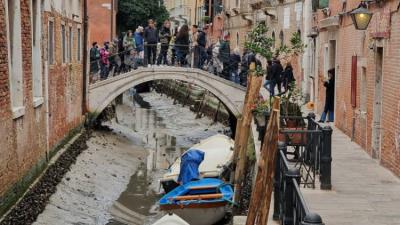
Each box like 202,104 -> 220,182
278,82 -> 307,145
280,82 -> 304,128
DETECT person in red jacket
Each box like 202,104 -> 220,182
99,42 -> 110,80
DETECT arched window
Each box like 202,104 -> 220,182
236,32 -> 239,47
271,31 -> 276,48
279,30 -> 284,46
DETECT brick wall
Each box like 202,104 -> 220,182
316,0 -> 400,176
0,0 -> 84,212
42,11 -> 84,149
0,0 -> 47,197
88,0 -> 116,44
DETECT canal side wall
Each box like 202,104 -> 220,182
153,81 -> 231,126
0,1 -> 85,217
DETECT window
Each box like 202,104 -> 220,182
69,26 -> 73,62
272,31 -> 276,48
279,30 -> 284,46
32,0 -> 42,101
48,20 -> 54,64
360,67 -> 367,113
6,0 -> 24,114
61,24 -> 66,63
77,28 -> 81,61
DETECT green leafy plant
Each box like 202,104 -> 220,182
244,24 -> 306,77
244,23 -> 274,61
252,99 -> 270,116
281,82 -> 303,115
201,16 -> 210,23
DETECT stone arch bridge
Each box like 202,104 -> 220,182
88,67 -> 247,117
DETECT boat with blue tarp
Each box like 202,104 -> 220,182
159,178 -> 233,225
160,134 -> 234,193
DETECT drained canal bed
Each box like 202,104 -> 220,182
34,90 -> 230,225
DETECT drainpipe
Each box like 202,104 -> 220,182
110,0 -> 114,40
82,0 -> 88,114
303,0 -> 312,102
194,0 -> 198,25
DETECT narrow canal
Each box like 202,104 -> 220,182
34,89 -> 230,225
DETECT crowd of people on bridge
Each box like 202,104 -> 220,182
89,19 -> 297,96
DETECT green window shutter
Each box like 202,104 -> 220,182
319,0 -> 329,8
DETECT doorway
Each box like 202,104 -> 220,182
372,47 -> 383,159
328,40 -> 336,121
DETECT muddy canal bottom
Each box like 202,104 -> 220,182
35,91 -> 229,225
108,92 -> 230,225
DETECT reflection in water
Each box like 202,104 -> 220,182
108,91 -> 229,225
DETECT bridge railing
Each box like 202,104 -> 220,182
89,43 -> 246,86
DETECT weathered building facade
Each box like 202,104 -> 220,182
223,0 -> 313,94
87,0 -> 118,44
0,0 -> 85,215
314,0 -> 400,176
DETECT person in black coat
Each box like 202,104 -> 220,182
157,20 -> 172,65
175,25 -> 190,66
270,59 -> 283,96
282,62 -> 296,92
144,19 -> 158,65
263,60 -> 273,92
319,68 -> 335,122
229,48 -> 241,84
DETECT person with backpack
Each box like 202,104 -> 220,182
157,20 -> 172,65
123,30 -> 135,52
89,42 -> 100,82
218,35 -> 231,79
134,26 -> 144,67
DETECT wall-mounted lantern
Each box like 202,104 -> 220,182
350,2 -> 373,30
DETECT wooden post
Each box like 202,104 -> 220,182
246,97 -> 280,225
233,63 -> 263,204
213,101 -> 221,123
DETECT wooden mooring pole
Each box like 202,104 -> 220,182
233,63 -> 263,204
246,97 -> 281,225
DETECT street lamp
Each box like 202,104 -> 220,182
350,2 -> 373,30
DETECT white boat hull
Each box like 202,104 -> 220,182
152,213 -> 190,225
169,206 -> 226,225
161,134 -> 234,192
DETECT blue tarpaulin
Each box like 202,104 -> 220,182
177,149 -> 205,185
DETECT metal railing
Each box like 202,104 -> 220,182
88,43 -> 245,85
273,149 -> 325,225
278,113 -> 332,189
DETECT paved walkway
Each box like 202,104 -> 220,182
302,126 -> 400,225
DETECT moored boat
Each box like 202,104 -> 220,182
152,213 -> 189,225
160,134 -> 234,193
159,178 -> 233,225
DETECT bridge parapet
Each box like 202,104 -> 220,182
88,66 -> 247,117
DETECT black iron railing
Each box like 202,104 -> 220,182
274,149 -> 325,225
278,113 -> 332,189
